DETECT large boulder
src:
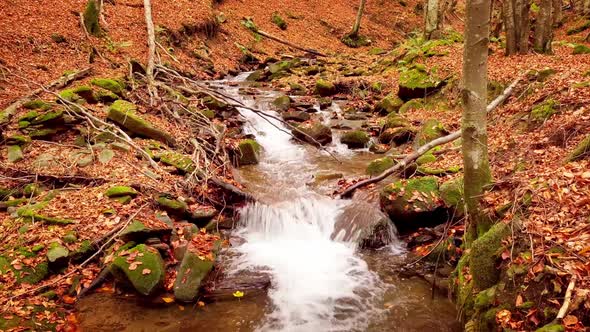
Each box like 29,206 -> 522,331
315,79 -> 336,96
380,176 -> 448,232
440,176 -> 465,216
374,94 -> 404,115
340,130 -> 370,149
292,122 -> 332,146
233,139 -> 261,166
107,100 -> 175,146
110,244 -> 165,296
173,242 -> 216,302
397,65 -> 444,101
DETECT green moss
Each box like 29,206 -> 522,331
366,157 -> 394,176
474,285 -> 497,310
236,139 -> 261,166
23,100 -> 52,111
47,242 -> 69,265
271,12 -> 287,30
94,89 -> 119,103
199,109 -> 215,119
63,231 -> 78,244
416,151 -> 436,165
381,176 -> 440,214
567,21 -> 590,35
315,79 -> 336,96
23,183 -> 41,197
531,99 -> 558,122
18,261 -> 49,284
159,151 -> 196,173
110,244 -> 165,296
341,33 -> 371,48
156,196 -> 188,216
375,94 -> 404,114
414,119 -> 446,146
272,95 -> 291,112
399,99 -> 423,113
573,44 -> 590,54
470,222 -> 510,290
6,135 -> 31,146
105,186 -> 138,198
567,134 -> 590,162
30,128 -> 59,139
7,145 -> 23,163
83,0 -> 101,36
107,100 -> 175,145
1,198 -> 27,209
32,244 -> 45,252
399,65 -> 439,89
340,130 -> 370,149
90,78 -> 126,95
440,176 -> 464,211
19,111 -> 39,122
535,324 -> 565,332
31,109 -> 64,125
173,250 -> 215,302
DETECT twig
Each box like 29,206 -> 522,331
143,0 -> 158,104
556,275 -> 577,320
79,12 -> 91,39
5,204 -> 148,302
339,76 -> 522,198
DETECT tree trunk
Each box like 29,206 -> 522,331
503,0 -> 530,55
143,0 -> 157,104
462,0 -> 492,246
425,0 -> 440,39
534,0 -> 553,53
503,0 -> 517,55
350,0 -> 367,37
552,0 -> 562,26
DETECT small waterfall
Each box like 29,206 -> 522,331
220,74 -> 400,331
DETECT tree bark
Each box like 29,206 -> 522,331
552,0 -> 562,26
534,0 -> 553,53
351,0 -> 367,37
143,0 -> 157,104
503,0 -> 530,55
425,0 -> 440,39
462,0 -> 492,246
503,0 -> 517,54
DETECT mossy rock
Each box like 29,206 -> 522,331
107,100 -> 175,146
70,240 -> 93,263
105,186 -> 138,198
17,207 -> 75,225
201,95 -> 232,112
398,65 -> 444,101
399,99 -> 424,113
341,33 -> 371,48
246,70 -> 266,82
173,247 -> 215,302
59,86 -> 96,104
374,94 -> 404,115
271,12 -> 287,30
7,145 -> 23,163
63,231 -> 78,244
19,111 -> 39,122
83,0 -> 101,36
159,151 -> 196,173
23,100 -> 52,111
31,109 -> 64,125
416,150 -> 436,165
573,44 -> 590,55
30,128 -> 60,139
47,242 -> 70,268
282,110 -> 311,122
292,122 -> 332,146
380,176 -> 446,232
440,176 -> 464,214
470,222 -> 510,290
530,99 -> 558,122
156,195 -> 188,217
90,78 -> 126,95
288,82 -> 306,95
567,21 -> 590,35
318,97 -> 332,109
110,244 -> 165,296
235,139 -> 261,166
379,127 -> 416,146
17,261 -> 49,284
535,323 -> 565,332
23,183 -> 41,197
414,119 -> 447,147
567,134 -> 590,162
272,95 -> 291,112
474,285 -> 497,310
94,89 -> 120,103
119,220 -> 172,242
315,79 -> 336,96
527,67 -> 556,82
367,157 -> 394,176
6,135 -> 31,146
340,130 -> 370,149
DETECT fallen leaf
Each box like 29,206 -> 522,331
162,297 -> 174,303
233,290 -> 244,298
197,301 -> 205,307
563,315 -> 578,326
142,268 -> 151,275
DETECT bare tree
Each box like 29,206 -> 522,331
143,0 -> 157,103
503,0 -> 530,55
350,0 -> 367,38
462,0 -> 493,245
342,0 -> 370,47
534,0 -> 554,53
424,0 -> 449,39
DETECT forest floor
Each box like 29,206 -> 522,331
1,0 -> 590,331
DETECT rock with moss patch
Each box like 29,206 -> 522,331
23,184 -> 41,197
17,261 -> 49,284
94,89 -> 120,103
379,127 -> 416,146
110,244 -> 165,296
414,119 -> 447,147
105,186 -> 138,198
573,44 -> 590,55
341,33 -> 371,48
271,12 -> 287,30
107,100 -> 175,146
289,82 -> 306,95
47,242 -> 70,269
416,150 -> 436,165
7,145 -> 23,163
374,94 -> 404,115
367,157 -> 394,176
530,99 -> 558,122
156,195 -> 188,217
234,139 -> 261,166
380,176 -> 447,232
59,86 -> 96,104
398,65 -> 444,101
440,176 -> 464,215
470,222 -> 510,290
292,122 -> 332,146
6,135 -> 31,146
567,134 -> 590,162
119,220 -> 172,242
90,78 -> 126,95
282,110 -> 310,122
272,95 -> 291,112
340,130 -> 370,149
31,110 -> 64,125
315,79 -> 336,96
173,242 -> 216,302
535,323 -> 565,332
23,100 -> 52,111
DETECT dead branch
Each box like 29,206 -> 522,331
1,67 -> 91,123
556,275 -> 577,320
339,76 -> 522,198
143,0 -> 157,104
254,29 -> 326,57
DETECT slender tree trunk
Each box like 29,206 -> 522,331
503,0 -> 517,54
462,0 -> 492,245
535,0 -> 553,53
350,0 -> 367,37
425,0 -> 440,39
143,0 -> 157,104
515,0 -> 530,53
552,0 -> 562,26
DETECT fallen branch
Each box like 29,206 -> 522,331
143,0 -> 158,104
339,76 -> 522,198
556,275 -> 577,320
1,68 -> 91,123
254,29 -> 326,57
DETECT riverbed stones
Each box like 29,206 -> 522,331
107,100 -> 175,146
315,79 -> 336,96
366,157 -> 394,176
110,244 -> 165,296
282,110 -> 310,122
173,242 -> 216,302
380,176 -> 447,232
332,200 -> 396,248
272,95 -> 291,112
340,130 -> 370,149
234,139 -> 261,166
292,122 -> 332,146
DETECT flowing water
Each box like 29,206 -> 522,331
77,74 -> 461,332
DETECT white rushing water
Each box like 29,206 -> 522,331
221,75 -> 389,332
